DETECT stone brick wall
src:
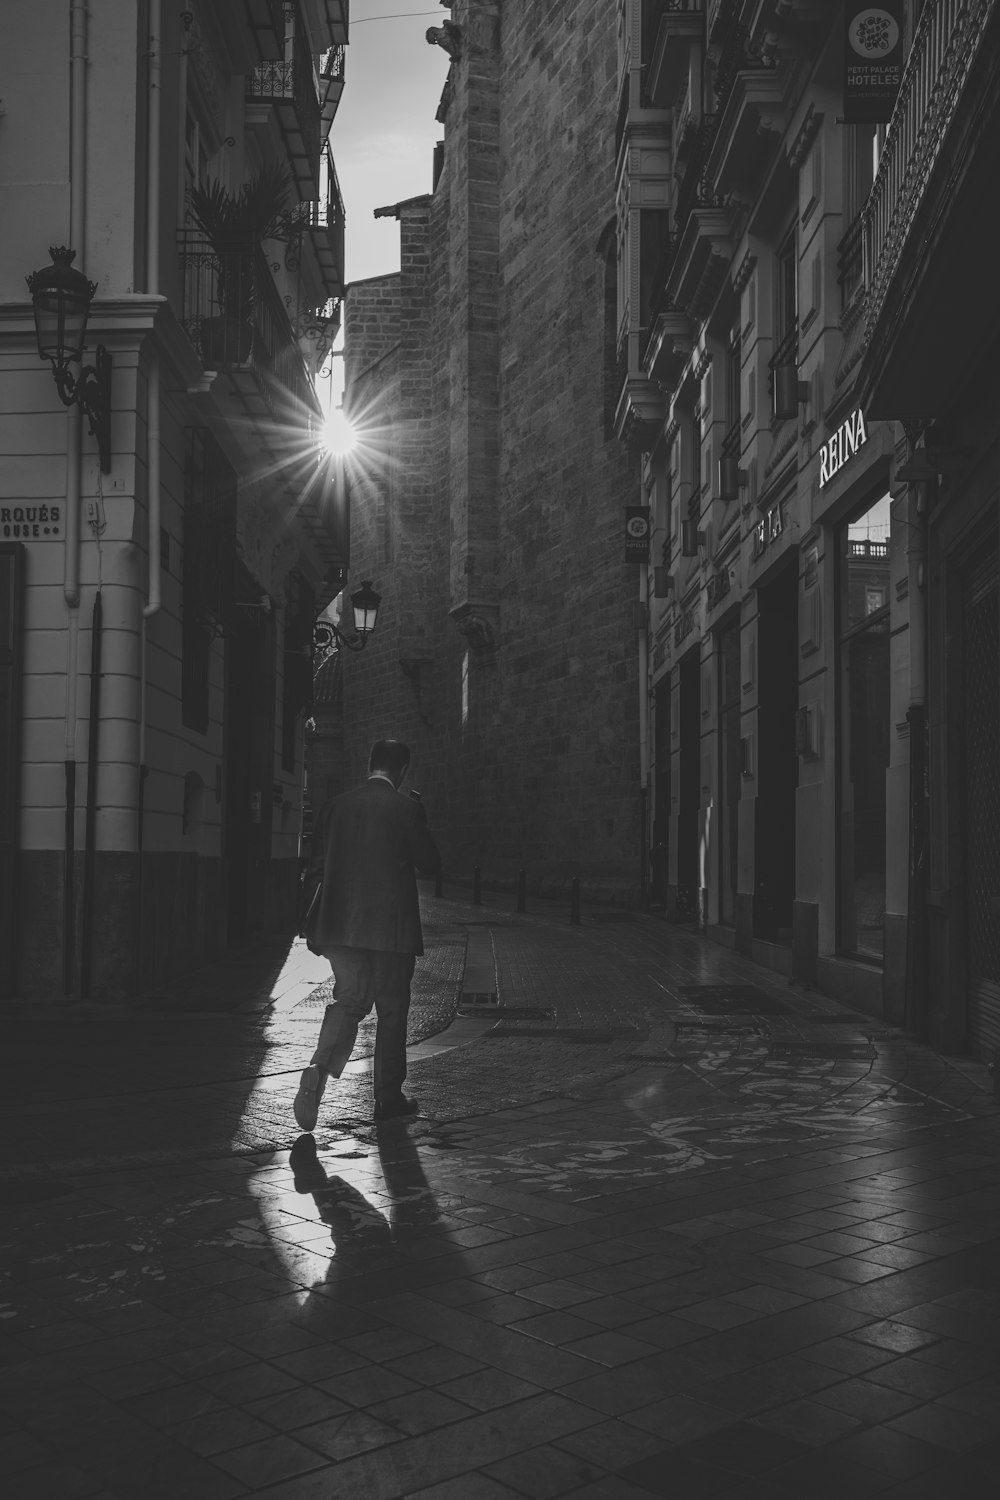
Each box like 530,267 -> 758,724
339,0 -> 641,901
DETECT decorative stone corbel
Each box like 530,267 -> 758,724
426,20 -> 461,58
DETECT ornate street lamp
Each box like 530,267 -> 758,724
26,246 -> 112,472
313,579 -> 382,663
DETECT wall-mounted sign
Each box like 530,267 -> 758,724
819,407 -> 868,488
844,4 -> 904,123
0,503 -> 64,540
625,507 -> 650,563
674,608 -> 695,647
751,501 -> 784,561
707,566 -> 732,608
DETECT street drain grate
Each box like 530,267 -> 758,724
770,1041 -> 876,1061
460,992 -> 498,1006
678,984 -> 790,1016
0,1179 -> 74,1205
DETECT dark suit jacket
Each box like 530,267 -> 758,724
310,778 -> 441,955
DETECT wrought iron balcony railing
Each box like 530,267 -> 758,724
837,207 -> 865,311
178,231 -> 317,420
319,45 -> 346,133
247,25 -> 321,189
863,0 -> 993,341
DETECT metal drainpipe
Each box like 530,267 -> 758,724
638,568 -> 650,907
63,0 -> 88,992
137,0 -> 163,993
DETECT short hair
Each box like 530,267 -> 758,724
369,739 -> 411,780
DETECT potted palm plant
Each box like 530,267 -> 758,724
187,161 -> 294,365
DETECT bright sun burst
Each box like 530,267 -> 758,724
322,406 -> 356,455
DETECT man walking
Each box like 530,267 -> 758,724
295,739 -> 441,1128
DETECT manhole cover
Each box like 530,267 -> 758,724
0,1179 -> 73,1206
770,1041 -> 876,1061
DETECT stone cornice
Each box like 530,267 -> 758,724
732,250 -> 757,296
787,103 -> 822,169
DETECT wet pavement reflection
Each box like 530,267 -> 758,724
1,896 -> 999,1497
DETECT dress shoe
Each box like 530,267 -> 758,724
373,1093 -> 419,1122
293,1064 -> 325,1132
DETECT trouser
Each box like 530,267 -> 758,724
311,946 -> 417,1101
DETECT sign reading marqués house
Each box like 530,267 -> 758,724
1,503 -> 64,540
819,408 -> 868,488
844,4 -> 904,123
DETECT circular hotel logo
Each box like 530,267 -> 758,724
626,514 -> 649,539
848,8 -> 900,56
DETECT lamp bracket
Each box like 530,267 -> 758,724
52,344 -> 113,472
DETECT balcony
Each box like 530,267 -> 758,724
303,148 -> 346,299
247,28 -> 322,197
666,203 -> 735,320
241,0 -> 288,62
320,0 -> 349,47
644,303 -> 696,385
614,326 -> 666,447
704,65 -> 784,203
647,2 -> 704,108
859,0 -> 999,415
178,232 -> 320,426
319,45 -> 346,133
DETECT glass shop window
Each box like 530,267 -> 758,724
838,493 -> 891,960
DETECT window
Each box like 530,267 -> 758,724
839,125 -> 877,305
774,228 -> 797,361
838,493 -> 891,959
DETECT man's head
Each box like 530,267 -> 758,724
369,738 -> 411,788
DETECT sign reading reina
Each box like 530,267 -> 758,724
819,408 -> 868,489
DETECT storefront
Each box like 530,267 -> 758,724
753,560 -> 798,945
717,612 -> 741,928
836,493 -> 891,962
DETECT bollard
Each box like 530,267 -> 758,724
516,867 -> 527,914
473,865 -> 482,905
434,869 -> 443,898
569,877 -> 581,926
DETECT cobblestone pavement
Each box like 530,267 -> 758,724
2,888 -> 999,1498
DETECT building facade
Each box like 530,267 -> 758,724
336,0 -> 643,901
617,0 -> 1000,1057
0,0 -> 349,998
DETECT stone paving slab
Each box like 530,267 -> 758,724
1,894 -> 999,1497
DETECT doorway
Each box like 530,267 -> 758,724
651,678 -> 671,910
755,564 -> 798,941
962,542 -> 1000,1057
677,650 -> 700,921
224,580 -> 276,942
718,615 -> 741,927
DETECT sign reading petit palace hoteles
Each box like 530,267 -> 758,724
819,408 -> 868,489
0,503 -> 64,540
625,507 -> 651,563
843,4 -> 904,123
